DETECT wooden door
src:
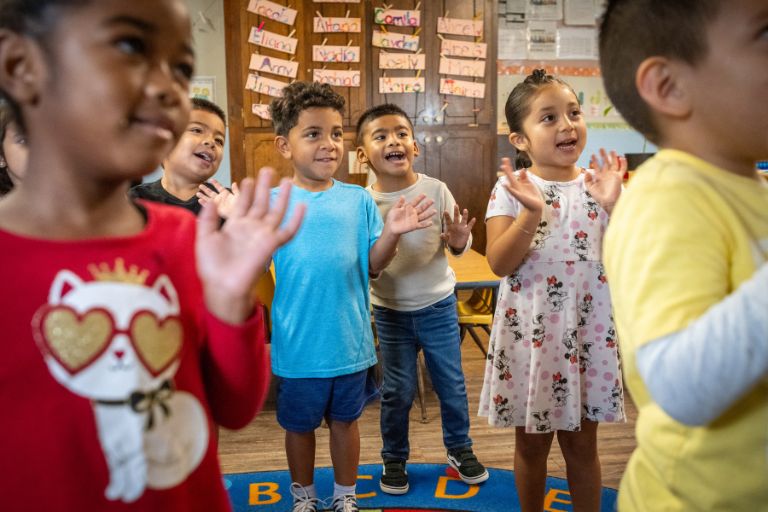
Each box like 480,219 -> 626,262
224,0 -> 497,252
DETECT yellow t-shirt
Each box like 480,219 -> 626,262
604,149 -> 768,511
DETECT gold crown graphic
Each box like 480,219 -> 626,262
87,258 -> 149,284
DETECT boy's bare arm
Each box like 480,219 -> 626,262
369,194 -> 436,275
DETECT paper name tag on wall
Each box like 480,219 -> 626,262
439,78 -> 485,98
249,53 -> 299,79
379,77 -> 425,94
247,0 -> 298,25
249,27 -> 298,55
246,73 -> 288,97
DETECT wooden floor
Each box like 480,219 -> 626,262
218,328 -> 637,490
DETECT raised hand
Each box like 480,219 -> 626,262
586,148 -> 626,213
499,157 -> 544,213
441,204 -> 476,252
197,178 -> 240,219
385,193 -> 437,235
196,167 -> 304,323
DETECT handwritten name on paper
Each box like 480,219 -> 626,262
245,73 -> 288,97
313,0 -> 360,2
378,52 -> 425,70
439,78 -> 485,98
373,8 -> 421,27
249,53 -> 299,78
252,104 -> 272,120
313,69 -> 361,87
313,17 -> 361,33
438,57 -> 485,78
441,39 -> 487,59
249,27 -> 298,54
372,31 -> 419,52
247,0 -> 298,25
437,17 -> 484,37
379,76 -> 425,94
313,45 -> 361,63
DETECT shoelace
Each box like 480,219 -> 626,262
331,494 -> 359,512
289,483 -> 319,512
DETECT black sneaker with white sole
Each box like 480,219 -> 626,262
447,447 -> 489,485
380,459 -> 409,494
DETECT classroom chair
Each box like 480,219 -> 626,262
456,287 -> 495,357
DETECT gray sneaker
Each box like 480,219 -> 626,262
447,447 -> 489,485
290,483 -> 319,512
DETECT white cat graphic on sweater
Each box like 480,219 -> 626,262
33,262 -> 208,503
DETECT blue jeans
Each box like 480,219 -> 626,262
373,294 -> 472,461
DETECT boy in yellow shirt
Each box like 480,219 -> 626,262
599,1 -> 768,510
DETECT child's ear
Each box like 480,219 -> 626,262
412,139 -> 420,158
355,146 -> 369,164
636,56 -> 692,119
274,135 -> 292,160
0,30 -> 44,106
508,132 -> 528,153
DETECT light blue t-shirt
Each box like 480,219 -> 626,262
270,180 -> 383,378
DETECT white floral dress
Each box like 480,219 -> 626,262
478,172 -> 625,433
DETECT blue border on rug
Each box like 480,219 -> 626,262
225,463 -> 617,511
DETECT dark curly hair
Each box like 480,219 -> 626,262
355,103 -> 414,146
599,0 -> 721,143
504,69 -> 578,169
270,81 -> 345,137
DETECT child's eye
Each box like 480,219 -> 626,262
570,109 -> 583,118
373,135 -> 385,141
14,135 -> 26,145
115,36 -> 146,55
305,131 -> 318,139
333,131 -> 344,139
174,61 -> 194,82
189,127 -> 203,134
542,114 -> 555,122
215,138 -> 225,147
398,131 -> 409,138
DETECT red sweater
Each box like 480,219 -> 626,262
0,202 -> 269,511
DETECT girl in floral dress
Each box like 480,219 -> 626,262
479,69 -> 625,512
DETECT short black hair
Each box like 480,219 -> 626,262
504,69 -> 577,169
269,81 -> 345,137
355,103 -> 414,146
191,97 -> 226,126
599,0 -> 722,143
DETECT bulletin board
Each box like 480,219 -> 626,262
496,0 -> 629,134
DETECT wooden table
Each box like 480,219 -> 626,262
447,249 -> 500,290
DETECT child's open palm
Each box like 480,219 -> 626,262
197,179 -> 239,219
196,168 -> 305,323
386,194 -> 437,235
586,148 -> 626,213
500,157 -> 544,212
441,204 -> 476,251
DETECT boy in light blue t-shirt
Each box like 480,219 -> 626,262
204,82 -> 436,512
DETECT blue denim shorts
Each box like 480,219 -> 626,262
276,368 -> 379,433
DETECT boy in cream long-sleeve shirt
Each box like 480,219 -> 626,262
356,104 -> 489,495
